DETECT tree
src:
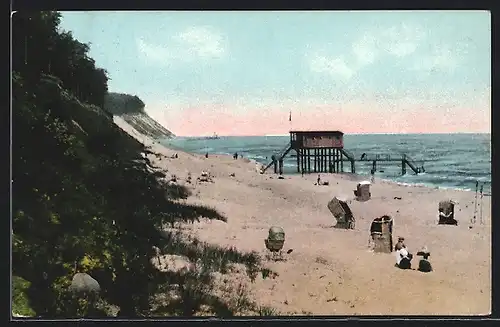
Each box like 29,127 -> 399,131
12,11 -> 263,318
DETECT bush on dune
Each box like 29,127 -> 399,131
12,11 -> 270,318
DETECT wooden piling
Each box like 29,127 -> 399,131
296,149 -> 300,173
324,149 -> 327,172
307,149 -> 311,173
320,149 -> 324,172
314,149 -> 317,172
340,150 -> 344,172
329,149 -> 332,173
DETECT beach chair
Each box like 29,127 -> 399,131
354,181 -> 371,201
438,200 -> 457,225
264,226 -> 285,260
369,215 -> 393,253
327,197 -> 356,229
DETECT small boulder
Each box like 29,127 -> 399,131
69,273 -> 101,294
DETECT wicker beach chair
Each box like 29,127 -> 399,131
265,226 -> 285,260
354,181 -> 371,201
369,215 -> 393,253
327,197 -> 356,229
438,200 -> 457,225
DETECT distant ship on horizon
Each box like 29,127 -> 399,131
204,132 -> 220,140
187,132 -> 220,141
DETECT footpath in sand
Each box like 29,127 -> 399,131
114,117 -> 491,316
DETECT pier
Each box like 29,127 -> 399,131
262,131 -> 426,175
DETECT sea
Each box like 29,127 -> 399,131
162,133 -> 491,195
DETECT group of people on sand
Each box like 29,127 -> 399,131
394,237 -> 432,273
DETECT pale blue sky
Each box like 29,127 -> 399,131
59,11 -> 491,135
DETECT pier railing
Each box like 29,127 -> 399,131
261,144 -> 425,176
276,141 -> 292,160
341,149 -> 355,161
261,141 -> 292,173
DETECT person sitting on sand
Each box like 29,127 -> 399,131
396,246 -> 413,269
394,236 -> 406,251
417,247 -> 432,273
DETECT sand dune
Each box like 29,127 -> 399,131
114,116 -> 491,316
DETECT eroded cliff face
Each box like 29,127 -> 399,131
119,113 -> 175,139
104,92 -> 175,139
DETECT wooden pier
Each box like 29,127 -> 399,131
262,131 -> 425,176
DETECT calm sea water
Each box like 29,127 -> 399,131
162,134 -> 491,194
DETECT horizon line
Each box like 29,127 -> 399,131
174,131 -> 491,138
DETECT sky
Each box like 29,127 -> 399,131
59,10 -> 491,136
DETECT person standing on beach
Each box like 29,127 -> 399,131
370,169 -> 375,183
317,174 -> 321,185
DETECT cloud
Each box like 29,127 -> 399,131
136,26 -> 225,65
309,23 -> 426,79
411,45 -> 460,73
308,55 -> 354,80
308,22 -> 471,81
174,26 -> 225,58
352,23 -> 426,67
351,24 -> 466,74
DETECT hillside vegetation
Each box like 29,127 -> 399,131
12,11 -> 265,318
104,93 -> 174,139
104,92 -> 146,115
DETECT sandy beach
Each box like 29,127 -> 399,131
114,116 -> 491,316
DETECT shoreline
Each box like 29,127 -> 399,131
116,117 -> 491,315
159,140 -> 490,196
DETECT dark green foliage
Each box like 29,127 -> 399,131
12,11 -> 265,318
104,93 -> 145,115
257,306 -> 279,316
12,276 -> 36,317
